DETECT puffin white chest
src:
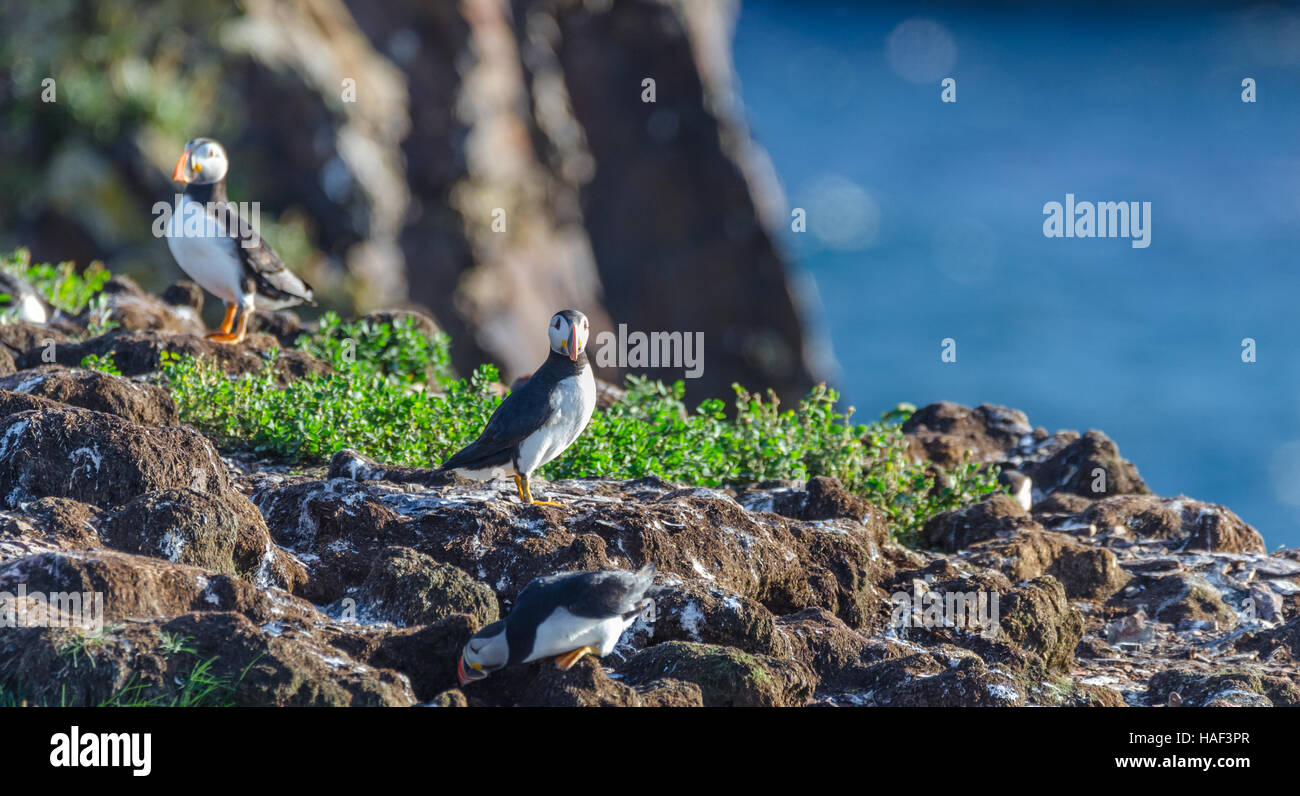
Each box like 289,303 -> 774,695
514,366 -> 596,475
523,608 -> 633,662
166,194 -> 243,303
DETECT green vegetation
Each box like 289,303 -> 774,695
157,325 -> 998,539
1,247 -> 111,315
15,245 -> 998,541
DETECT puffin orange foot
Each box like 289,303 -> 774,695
554,646 -> 598,671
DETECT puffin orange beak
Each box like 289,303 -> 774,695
457,655 -> 485,687
569,327 -> 580,362
172,148 -> 191,183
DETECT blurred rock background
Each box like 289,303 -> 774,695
0,0 -> 818,402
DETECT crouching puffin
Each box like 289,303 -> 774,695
457,564 -> 656,685
437,309 -> 595,506
166,138 -> 314,343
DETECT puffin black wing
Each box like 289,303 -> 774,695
231,221 -> 315,305
437,371 -> 556,472
206,199 -> 314,305
561,564 -> 656,619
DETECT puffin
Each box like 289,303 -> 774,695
165,138 -> 314,344
0,272 -> 54,324
437,309 -> 595,506
998,469 -> 1033,512
457,564 -> 656,685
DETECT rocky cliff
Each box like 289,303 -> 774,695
0,291 -> 1295,708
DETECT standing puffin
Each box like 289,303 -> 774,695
166,138 -> 314,343
437,309 -> 595,506
457,564 -> 656,685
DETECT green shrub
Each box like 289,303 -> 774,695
1,247 -> 111,315
159,347 -> 997,540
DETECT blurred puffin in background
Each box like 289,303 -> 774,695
166,137 -> 314,344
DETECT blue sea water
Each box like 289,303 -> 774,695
733,1 -> 1300,548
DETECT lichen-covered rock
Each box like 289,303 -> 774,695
649,581 -> 790,657
0,611 -> 415,706
1147,668 -> 1300,707
0,549 -> 320,625
346,546 -> 498,628
969,530 -> 1130,600
76,275 -> 207,336
21,329 -> 332,384
618,640 -> 816,707
997,576 -> 1084,673
775,608 -> 908,690
848,648 -> 1026,706
922,493 -> 1041,552
102,488 -> 305,590
1024,430 -> 1150,499
0,497 -> 104,563
1235,615 -> 1300,662
1108,572 -> 1238,630
901,402 -> 1033,467
0,366 -> 179,426
0,407 -> 229,509
1080,495 -> 1266,553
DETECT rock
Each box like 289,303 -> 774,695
428,689 -> 467,707
1081,495 -> 1266,554
0,388 -> 63,418
252,478 -> 419,604
770,475 -> 878,523
0,549 -> 318,626
0,407 -> 230,509
849,648 -> 1026,706
101,488 -> 305,590
0,366 -> 179,425
0,497 -> 104,564
997,577 -> 1084,673
617,640 -> 816,707
77,275 -> 205,336
1023,430 -> 1150,499
1235,615 -> 1300,662
634,678 -> 705,707
345,546 -> 498,628
249,310 -> 308,349
0,320 -> 69,361
1110,572 -> 1238,630
0,611 -> 415,706
514,657 -> 641,707
649,581 -> 790,657
969,530 -> 1130,600
922,493 -> 1041,552
358,309 -> 441,339
776,608 -> 908,690
365,613 -> 479,702
257,476 -> 891,632
1032,491 -> 1095,516
902,402 -> 1034,467
328,448 -> 450,486
1147,668 -> 1299,707
21,329 -> 332,384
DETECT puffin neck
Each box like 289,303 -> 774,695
544,348 -> 589,376
183,179 -> 228,205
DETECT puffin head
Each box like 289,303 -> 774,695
457,620 -> 508,686
172,138 -> 229,185
548,309 -> 589,362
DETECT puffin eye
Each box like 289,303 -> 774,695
553,318 -> 562,330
